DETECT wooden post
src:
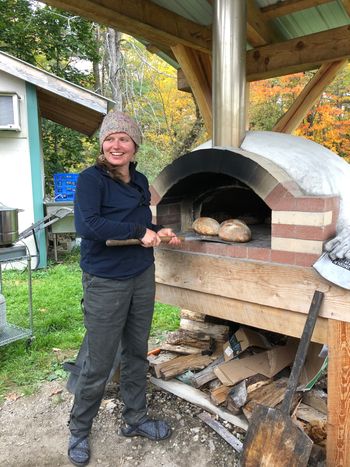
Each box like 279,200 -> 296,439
327,319 -> 350,466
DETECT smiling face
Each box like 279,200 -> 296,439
102,132 -> 136,167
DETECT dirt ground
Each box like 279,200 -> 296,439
0,377 -> 243,467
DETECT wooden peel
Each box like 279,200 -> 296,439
240,290 -> 324,467
106,234 -> 235,246
106,236 -> 185,246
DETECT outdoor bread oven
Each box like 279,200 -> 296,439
150,142 -> 339,268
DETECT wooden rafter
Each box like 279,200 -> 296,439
341,0 -> 350,17
273,60 -> 347,133
171,44 -> 212,135
247,0 -> 281,46
260,0 -> 331,19
42,0 -> 211,54
246,25 -> 350,81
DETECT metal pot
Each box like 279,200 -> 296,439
0,202 -> 21,246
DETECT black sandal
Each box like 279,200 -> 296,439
121,418 -> 172,441
68,434 -> 90,466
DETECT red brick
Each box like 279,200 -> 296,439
265,184 -> 297,211
294,253 -> 319,267
271,250 -> 296,265
247,247 -> 271,262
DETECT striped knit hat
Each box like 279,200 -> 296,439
99,111 -> 142,151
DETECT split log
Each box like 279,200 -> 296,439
210,385 -> 233,406
163,329 -> 213,348
243,377 -> 289,420
191,355 -> 225,388
226,375 -> 271,414
180,308 -> 206,322
301,388 -> 327,415
296,402 -> 327,444
180,318 -> 229,340
156,353 -> 213,380
159,343 -> 204,354
148,351 -> 179,378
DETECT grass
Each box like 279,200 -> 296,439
0,249 -> 180,403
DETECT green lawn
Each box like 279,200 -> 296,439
0,250 -> 180,402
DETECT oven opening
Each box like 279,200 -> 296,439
156,172 -> 272,247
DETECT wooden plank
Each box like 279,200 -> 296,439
246,25 -> 350,81
156,284 -> 328,343
155,249 -> 350,323
273,60 -> 347,133
150,376 -> 248,431
42,0 -> 211,54
198,411 -> 243,453
261,0 -> 331,19
327,319 -> 350,467
171,45 -> 212,135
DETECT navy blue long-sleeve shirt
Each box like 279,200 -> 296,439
74,163 -> 161,279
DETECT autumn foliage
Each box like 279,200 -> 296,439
249,66 -> 350,163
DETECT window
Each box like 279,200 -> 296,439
0,93 -> 21,131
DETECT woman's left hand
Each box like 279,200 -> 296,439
157,228 -> 182,246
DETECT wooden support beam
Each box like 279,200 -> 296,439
327,319 -> 350,467
246,25 -> 350,81
155,249 -> 350,322
171,44 -> 212,135
273,59 -> 347,133
155,284 -> 328,344
42,0 -> 211,54
261,0 -> 331,19
247,0 -> 281,46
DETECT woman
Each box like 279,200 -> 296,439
68,111 -> 180,467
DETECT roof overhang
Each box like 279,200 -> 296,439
0,51 -> 113,136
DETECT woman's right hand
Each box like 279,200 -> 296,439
140,228 -> 161,248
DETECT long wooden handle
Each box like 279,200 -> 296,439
106,236 -> 184,246
280,290 -> 324,415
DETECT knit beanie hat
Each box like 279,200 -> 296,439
99,111 -> 142,151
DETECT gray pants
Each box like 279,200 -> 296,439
69,264 -> 155,437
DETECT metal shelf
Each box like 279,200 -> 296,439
0,245 -> 33,347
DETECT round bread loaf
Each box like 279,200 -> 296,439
219,219 -> 252,242
192,217 -> 220,236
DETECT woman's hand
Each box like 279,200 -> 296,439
140,228 -> 162,248
157,228 -> 182,246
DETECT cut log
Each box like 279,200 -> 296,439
150,376 -> 248,431
301,388 -> 327,415
296,403 -> 327,444
159,343 -> 204,355
180,308 -> 206,322
164,329 -> 213,348
148,351 -> 179,378
226,375 -> 271,414
191,355 -> 225,388
198,411 -> 243,453
180,318 -> 230,340
210,385 -> 233,406
157,353 -> 213,380
242,377 -> 289,420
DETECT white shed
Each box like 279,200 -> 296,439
0,51 -> 113,268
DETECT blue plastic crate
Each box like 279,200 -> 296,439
54,173 -> 79,202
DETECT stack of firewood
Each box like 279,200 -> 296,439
148,309 -> 327,450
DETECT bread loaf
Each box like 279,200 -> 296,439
192,217 -> 220,236
218,219 -> 251,242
